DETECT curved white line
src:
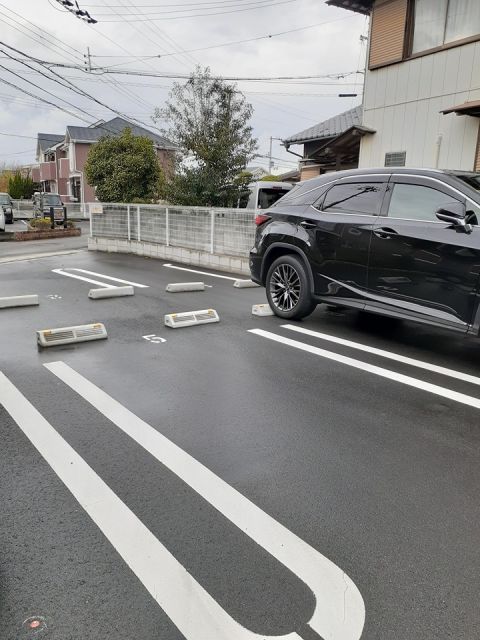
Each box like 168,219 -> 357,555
44,361 -> 366,640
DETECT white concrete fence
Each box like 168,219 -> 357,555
88,203 -> 256,275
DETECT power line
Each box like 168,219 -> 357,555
97,14 -> 354,68
0,72 -> 93,124
0,2 -> 83,62
98,0 -> 300,21
95,0 -> 287,15
0,4 -> 157,114
0,41 -> 162,133
86,0 -> 284,6
0,48 -> 100,120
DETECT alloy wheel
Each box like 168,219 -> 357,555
269,263 -> 301,312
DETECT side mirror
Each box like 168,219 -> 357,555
436,202 -> 472,233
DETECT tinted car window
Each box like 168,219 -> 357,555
454,172 -> 480,192
275,181 -> 328,206
43,194 -> 62,206
321,183 -> 384,215
258,187 -> 291,209
388,184 -> 461,222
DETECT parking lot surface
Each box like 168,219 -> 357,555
0,250 -> 479,640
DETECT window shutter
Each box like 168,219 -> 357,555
474,124 -> 480,172
369,0 -> 408,69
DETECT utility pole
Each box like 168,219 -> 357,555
268,136 -> 283,173
268,136 -> 274,173
84,47 -> 92,72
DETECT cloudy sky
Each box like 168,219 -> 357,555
0,0 -> 368,173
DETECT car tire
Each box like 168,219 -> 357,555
266,254 -> 317,320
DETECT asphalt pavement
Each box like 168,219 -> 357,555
0,221 -> 88,260
0,249 -> 479,640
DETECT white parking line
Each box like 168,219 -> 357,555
282,324 -> 480,387
249,329 -> 480,410
0,373 -> 296,640
51,269 -> 117,289
44,361 -> 366,640
163,263 -> 237,281
0,249 -> 86,265
69,269 -> 149,288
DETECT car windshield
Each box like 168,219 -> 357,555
43,194 -> 62,205
0,195 -> 11,204
454,173 -> 480,191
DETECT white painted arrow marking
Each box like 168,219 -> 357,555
43,361 -> 366,640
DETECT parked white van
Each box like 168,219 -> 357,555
241,181 -> 293,212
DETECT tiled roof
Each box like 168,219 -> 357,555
38,133 -> 64,153
284,106 -> 363,146
326,0 -> 373,14
66,117 -> 175,149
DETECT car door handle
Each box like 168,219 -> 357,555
299,220 -> 316,229
373,227 -> 398,239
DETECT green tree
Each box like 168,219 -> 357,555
156,67 -> 257,207
8,171 -> 36,199
84,128 -> 161,202
260,174 -> 283,181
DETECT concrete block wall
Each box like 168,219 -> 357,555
88,237 -> 250,275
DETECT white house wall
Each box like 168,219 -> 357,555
360,41 -> 480,170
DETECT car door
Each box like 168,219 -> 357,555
367,175 -> 480,330
296,175 -> 388,306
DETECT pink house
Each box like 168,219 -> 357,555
35,117 -> 175,203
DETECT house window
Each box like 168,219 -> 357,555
412,0 -> 480,54
385,152 -> 406,167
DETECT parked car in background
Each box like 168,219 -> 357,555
250,167 -> 480,337
33,192 -> 65,225
0,192 -> 14,224
238,181 -> 293,212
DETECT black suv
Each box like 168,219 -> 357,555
250,168 -> 480,335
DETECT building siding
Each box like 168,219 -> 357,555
360,40 -> 480,170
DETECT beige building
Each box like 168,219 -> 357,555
328,0 -> 480,171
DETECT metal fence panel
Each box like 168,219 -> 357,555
212,208 -> 255,257
91,204 -> 129,239
168,207 -> 212,252
138,206 -> 167,244
90,203 -> 257,258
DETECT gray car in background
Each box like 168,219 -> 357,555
0,192 -> 14,224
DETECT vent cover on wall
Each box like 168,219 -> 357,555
385,151 -> 406,167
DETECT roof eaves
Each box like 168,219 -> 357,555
326,0 -> 373,15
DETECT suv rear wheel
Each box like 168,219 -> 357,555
266,254 -> 317,320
